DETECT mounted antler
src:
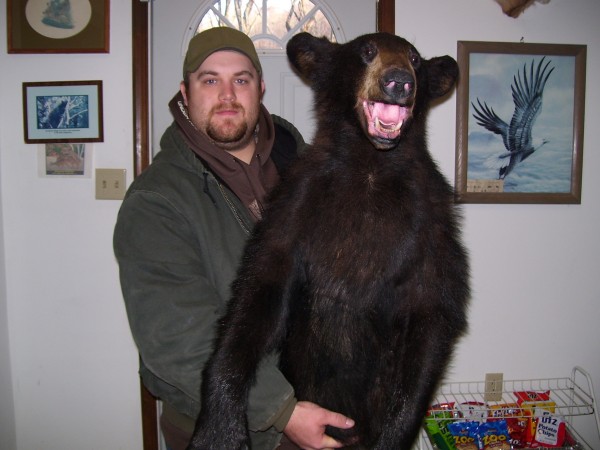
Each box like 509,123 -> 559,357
495,0 -> 550,18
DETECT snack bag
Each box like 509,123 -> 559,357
478,421 -> 511,450
514,390 -> 555,413
533,411 -> 566,447
424,403 -> 457,450
456,401 -> 487,423
514,390 -> 556,445
448,421 -> 479,450
488,403 -> 526,448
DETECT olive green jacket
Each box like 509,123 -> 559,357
114,115 -> 304,449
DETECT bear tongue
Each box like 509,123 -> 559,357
372,102 -> 409,125
365,101 -> 410,140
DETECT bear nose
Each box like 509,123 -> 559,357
382,69 -> 415,100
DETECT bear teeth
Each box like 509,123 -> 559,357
374,116 -> 402,132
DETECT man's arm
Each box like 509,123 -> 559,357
114,189 -> 295,429
114,190 -> 222,410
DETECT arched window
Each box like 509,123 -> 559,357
183,0 -> 343,53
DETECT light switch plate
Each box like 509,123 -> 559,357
484,372 -> 504,402
95,168 -> 126,200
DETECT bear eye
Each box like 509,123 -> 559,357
361,42 -> 378,63
409,49 -> 421,68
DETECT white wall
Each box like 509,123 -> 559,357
397,0 -> 600,448
0,140 -> 15,450
0,1 -> 598,449
0,1 -> 141,449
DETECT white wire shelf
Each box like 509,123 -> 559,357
416,366 -> 599,450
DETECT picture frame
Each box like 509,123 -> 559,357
37,143 -> 93,178
7,0 -> 109,53
23,80 -> 104,143
455,41 -> 587,204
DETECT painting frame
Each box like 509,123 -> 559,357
7,0 -> 109,54
23,80 -> 104,144
455,41 -> 587,204
37,142 -> 93,178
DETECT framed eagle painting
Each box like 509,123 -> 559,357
454,41 -> 587,204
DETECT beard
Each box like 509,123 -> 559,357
205,103 -> 256,151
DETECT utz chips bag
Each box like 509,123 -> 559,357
514,390 -> 556,445
488,403 -> 526,447
424,403 -> 456,450
478,421 -> 511,450
533,411 -> 566,447
448,421 -> 480,450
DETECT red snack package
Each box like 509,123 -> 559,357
488,403 -> 526,448
514,390 -> 552,406
514,391 -> 556,445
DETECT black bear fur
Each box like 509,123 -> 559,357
188,32 -> 470,450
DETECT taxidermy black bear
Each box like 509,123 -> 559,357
188,32 -> 470,450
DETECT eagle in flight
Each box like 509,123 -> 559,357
472,57 -> 555,179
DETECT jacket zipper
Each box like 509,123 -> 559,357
217,181 -> 252,236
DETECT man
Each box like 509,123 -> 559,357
114,27 -> 354,450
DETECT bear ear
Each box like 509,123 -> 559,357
424,55 -> 459,99
286,33 -> 335,84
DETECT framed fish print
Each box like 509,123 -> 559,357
7,0 -> 109,53
454,41 -> 587,204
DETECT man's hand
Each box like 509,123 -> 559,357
283,401 -> 355,450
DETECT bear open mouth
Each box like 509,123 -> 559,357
362,100 -> 412,141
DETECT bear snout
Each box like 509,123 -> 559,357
381,68 -> 415,102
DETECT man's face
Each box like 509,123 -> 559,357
181,50 -> 265,152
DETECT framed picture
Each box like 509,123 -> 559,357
37,143 -> 93,178
23,80 -> 104,143
455,41 -> 587,204
7,0 -> 109,53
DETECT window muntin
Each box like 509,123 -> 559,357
192,0 -> 340,51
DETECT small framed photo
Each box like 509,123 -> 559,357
38,143 -> 93,178
7,0 -> 109,53
22,80 -> 104,144
455,41 -> 587,204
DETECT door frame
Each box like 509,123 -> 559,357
129,1 -> 394,449
131,0 -> 394,177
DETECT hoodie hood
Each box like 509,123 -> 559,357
168,91 -> 279,221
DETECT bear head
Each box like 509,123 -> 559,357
286,32 -> 458,150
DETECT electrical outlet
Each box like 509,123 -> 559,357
95,168 -> 126,200
485,372 -> 503,401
